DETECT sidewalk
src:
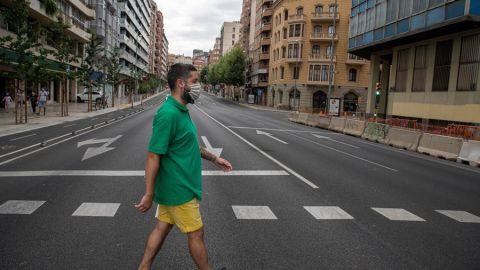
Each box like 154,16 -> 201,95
216,94 -> 289,113
0,93 -> 163,138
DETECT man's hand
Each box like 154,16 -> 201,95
135,194 -> 153,213
214,157 -> 233,172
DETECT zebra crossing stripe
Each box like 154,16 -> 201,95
372,208 -> 426,221
0,200 -> 46,215
436,210 -> 480,223
232,206 -> 277,220
304,206 -> 354,220
72,203 -> 120,217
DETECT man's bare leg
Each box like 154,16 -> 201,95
138,221 -> 173,270
187,228 -> 211,270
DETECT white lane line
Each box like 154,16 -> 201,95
0,132 -> 73,160
0,170 -> 289,177
72,203 -> 120,217
436,210 -> 480,223
372,208 -> 426,221
91,118 -> 99,121
228,126 -> 332,134
0,111 -> 142,166
0,200 -> 46,214
232,206 -> 278,220
9,134 -> 37,142
194,105 -> 319,189
312,134 -> 359,149
304,206 -> 355,220
63,124 -> 76,128
286,132 -> 398,172
256,130 -> 288,144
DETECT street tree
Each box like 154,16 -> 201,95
104,47 -> 122,107
200,66 -> 209,85
78,32 -> 103,112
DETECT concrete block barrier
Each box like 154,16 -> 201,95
417,133 -> 464,160
297,113 -> 309,125
306,114 -> 320,127
343,119 -> 366,137
288,112 -> 299,123
457,140 -> 480,167
361,122 -> 389,143
315,116 -> 332,129
384,127 -> 422,151
328,117 -> 346,133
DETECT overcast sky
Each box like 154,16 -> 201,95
155,0 -> 242,57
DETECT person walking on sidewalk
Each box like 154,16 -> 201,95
37,87 -> 48,116
135,63 -> 233,270
2,92 -> 12,113
30,91 -> 37,114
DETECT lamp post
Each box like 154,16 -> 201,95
294,39 -> 300,112
326,0 -> 338,115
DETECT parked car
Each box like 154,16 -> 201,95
76,90 -> 103,103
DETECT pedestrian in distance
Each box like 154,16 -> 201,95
30,91 -> 37,114
38,87 -> 49,116
2,92 -> 12,113
135,63 -> 233,270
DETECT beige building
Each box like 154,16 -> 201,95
220,21 -> 242,56
349,0 -> 480,125
208,37 -> 221,65
0,0 -> 95,103
268,0 -> 369,114
239,0 -> 252,53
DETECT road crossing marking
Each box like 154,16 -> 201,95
372,208 -> 426,221
0,200 -> 46,214
232,206 -> 278,220
304,206 -> 354,220
72,203 -> 120,217
436,210 -> 480,223
0,170 -> 290,177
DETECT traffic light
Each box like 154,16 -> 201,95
375,82 -> 381,109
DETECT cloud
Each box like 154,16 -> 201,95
155,0 -> 242,56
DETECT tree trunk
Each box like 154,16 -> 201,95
88,83 -> 92,112
111,84 -> 115,108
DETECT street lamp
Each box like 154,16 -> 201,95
294,39 -> 300,112
326,0 -> 338,116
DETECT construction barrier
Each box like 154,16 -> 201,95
343,119 -> 366,137
306,114 -> 320,127
417,133 -> 464,160
315,116 -> 332,129
457,141 -> 480,167
288,112 -> 299,123
297,113 -> 309,125
362,122 -> 389,143
328,117 -> 346,133
384,127 -> 423,151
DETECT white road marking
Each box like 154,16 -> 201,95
436,210 -> 480,223
201,136 -> 223,157
286,132 -> 398,172
304,206 -> 355,220
256,130 -> 288,144
312,134 -> 359,149
228,126 -> 333,134
90,118 -> 99,121
9,134 -> 37,142
72,203 -> 120,217
232,206 -> 278,219
194,105 -> 319,189
0,170 -> 289,177
77,135 -> 123,161
372,208 -> 426,221
0,200 -> 46,214
63,124 -> 76,128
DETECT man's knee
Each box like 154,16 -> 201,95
155,220 -> 173,233
187,228 -> 204,241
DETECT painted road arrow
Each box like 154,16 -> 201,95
77,135 -> 123,161
201,136 -> 223,157
256,130 -> 288,144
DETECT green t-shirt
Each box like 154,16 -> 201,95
148,97 -> 202,205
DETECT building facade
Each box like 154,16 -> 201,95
208,37 -> 221,65
0,0 -> 95,103
268,0 -> 369,114
349,0 -> 480,124
152,8 -> 168,79
220,21 -> 242,56
239,0 -> 252,53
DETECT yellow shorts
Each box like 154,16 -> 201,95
155,198 -> 203,233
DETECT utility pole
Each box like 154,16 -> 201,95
326,0 -> 338,115
294,40 -> 300,112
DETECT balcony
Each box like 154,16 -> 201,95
69,0 -> 95,19
261,22 -> 272,32
260,52 -> 270,60
262,8 -> 273,18
261,37 -> 271,46
306,80 -> 330,86
310,33 -> 338,42
285,56 -> 303,64
310,12 -> 340,22
346,55 -> 368,65
309,54 -> 336,63
288,14 -> 305,23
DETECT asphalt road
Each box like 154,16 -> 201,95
0,92 -> 479,270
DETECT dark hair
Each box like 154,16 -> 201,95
167,63 -> 197,91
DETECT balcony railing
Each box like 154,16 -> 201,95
288,14 -> 305,23
310,12 -> 340,21
309,54 -> 336,62
310,33 -> 338,40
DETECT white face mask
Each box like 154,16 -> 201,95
183,82 -> 201,104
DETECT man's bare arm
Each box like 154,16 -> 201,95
200,146 -> 217,162
135,152 -> 160,212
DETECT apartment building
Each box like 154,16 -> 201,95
208,37 -> 221,65
220,21 -> 242,56
268,0 -> 369,113
349,0 -> 480,124
239,0 -> 252,53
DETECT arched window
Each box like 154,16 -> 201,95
312,45 -> 320,55
313,25 -> 322,35
297,7 -> 304,16
348,69 -> 358,82
315,5 -> 324,15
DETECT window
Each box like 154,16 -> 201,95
412,45 -> 427,92
289,24 -> 303,37
309,65 -> 321,81
288,43 -> 302,58
297,7 -> 303,16
280,66 -> 285,79
293,66 -> 300,79
399,0 -> 412,19
328,25 -> 335,37
282,47 -> 286,58
348,69 -> 358,81
432,40 -> 453,92
284,10 -> 288,20
313,25 -> 322,35
283,28 -> 287,39
412,0 -> 427,14
312,45 -> 320,55
395,49 -> 410,92
232,34 -> 235,39
232,40 -> 235,45
457,34 -> 480,91
233,27 -> 235,32
329,4 -> 337,15
386,0 -> 398,23
321,65 -> 330,81
326,45 -> 334,58
315,5 -> 323,15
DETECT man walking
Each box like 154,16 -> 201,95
135,63 -> 232,270
38,87 -> 48,116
